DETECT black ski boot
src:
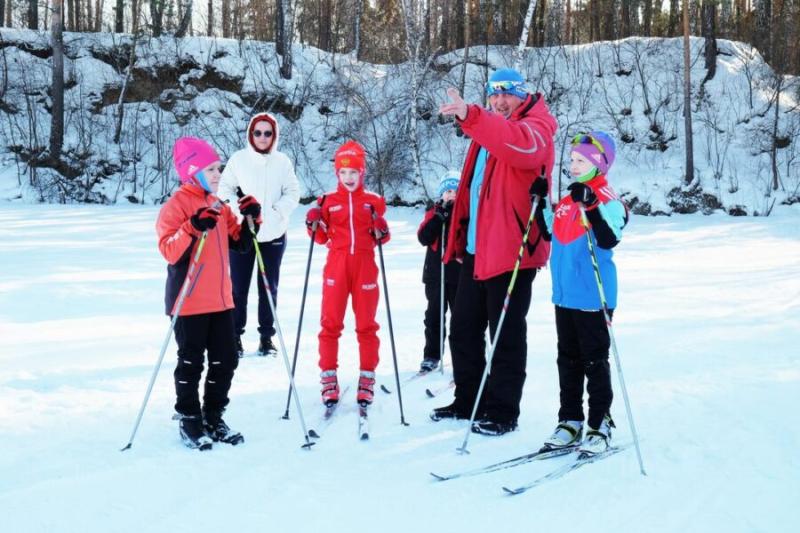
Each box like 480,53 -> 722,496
178,414 -> 213,451
235,336 -> 244,358
258,337 -> 277,357
430,401 -> 470,421
203,409 -> 244,445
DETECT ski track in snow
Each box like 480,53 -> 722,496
1,204 -> 799,532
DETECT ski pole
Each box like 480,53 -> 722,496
237,187 -> 315,449
121,230 -> 210,452
578,206 -> 646,475
282,196 -> 325,420
439,222 -> 446,375
370,206 -> 409,426
457,196 -> 540,455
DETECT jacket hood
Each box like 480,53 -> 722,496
246,113 -> 280,154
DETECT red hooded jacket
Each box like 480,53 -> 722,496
443,94 -> 557,280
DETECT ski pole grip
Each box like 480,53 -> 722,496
235,186 -> 245,199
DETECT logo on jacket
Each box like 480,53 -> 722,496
326,278 -> 336,286
329,205 -> 343,212
504,124 -> 546,154
362,283 -> 377,290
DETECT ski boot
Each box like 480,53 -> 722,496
203,408 -> 244,445
356,370 -> 376,405
542,420 -> 583,450
235,336 -> 244,358
471,418 -> 518,436
320,370 -> 340,406
177,414 -> 213,451
419,358 -> 439,373
258,337 -> 277,357
430,401 -> 470,421
578,414 -> 615,456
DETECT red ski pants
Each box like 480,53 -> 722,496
318,250 -> 380,372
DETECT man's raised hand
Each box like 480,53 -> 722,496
439,88 -> 468,121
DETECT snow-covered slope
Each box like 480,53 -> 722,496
0,30 -> 798,215
1,204 -> 798,531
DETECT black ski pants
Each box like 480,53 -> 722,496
173,309 -> 239,416
230,234 -> 287,340
449,254 -> 535,423
555,305 -> 613,429
423,280 -> 458,361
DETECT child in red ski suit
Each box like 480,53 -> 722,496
305,141 -> 390,406
156,136 -> 262,449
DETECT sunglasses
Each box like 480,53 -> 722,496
486,80 -> 525,96
253,130 -> 274,138
571,133 -> 608,164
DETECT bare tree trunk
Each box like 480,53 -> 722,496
221,0 -> 230,37
66,0 -> 74,31
29,0 -> 39,28
354,0 -> 362,58
643,0 -> 652,36
115,0 -> 124,32
459,0 -> 470,95
94,0 -> 103,31
669,0 -> 679,36
566,0 -> 572,43
207,0 -> 213,35
319,0 -> 331,50
0,0 -> 5,29
771,75 -> 782,191
151,0 -> 165,36
702,1 -> 717,80
50,0 -> 65,160
279,0 -> 293,79
682,0 -> 694,185
621,0 -> 631,37
276,0 -> 285,56
175,0 -> 192,37
114,3 -> 143,144
754,0 -> 771,63
513,0 -> 537,69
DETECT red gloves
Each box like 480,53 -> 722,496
371,216 -> 390,243
306,207 -> 322,229
238,194 -> 262,223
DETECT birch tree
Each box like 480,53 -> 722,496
513,0 -> 537,70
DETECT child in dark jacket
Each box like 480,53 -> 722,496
156,136 -> 262,450
416,171 -> 461,372
304,141 -> 390,407
533,131 -> 628,456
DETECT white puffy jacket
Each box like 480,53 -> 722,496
219,113 -> 300,242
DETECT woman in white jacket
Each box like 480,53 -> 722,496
218,112 -> 300,356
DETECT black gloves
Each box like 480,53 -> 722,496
529,176 -> 549,199
190,207 -> 221,232
567,182 -> 598,207
434,200 -> 453,220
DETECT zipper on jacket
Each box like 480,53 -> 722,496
348,192 -> 355,255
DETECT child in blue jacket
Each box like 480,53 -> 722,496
532,131 -> 628,456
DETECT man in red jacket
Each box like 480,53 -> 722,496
431,68 -> 557,435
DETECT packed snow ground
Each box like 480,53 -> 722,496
1,204 -> 798,532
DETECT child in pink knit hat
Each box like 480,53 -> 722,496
154,137 -> 262,450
